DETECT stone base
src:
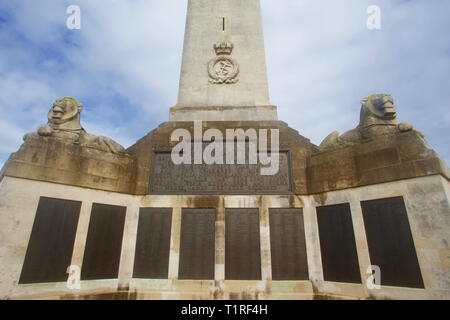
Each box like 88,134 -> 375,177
1,175 -> 449,300
169,105 -> 278,121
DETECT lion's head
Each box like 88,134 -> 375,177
360,94 -> 398,128
48,97 -> 83,126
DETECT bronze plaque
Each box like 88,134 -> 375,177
19,197 -> 81,284
225,209 -> 261,280
148,150 -> 292,194
269,208 -> 309,280
178,209 -> 216,280
361,197 -> 424,288
133,208 -> 172,279
316,203 -> 361,283
81,203 -> 126,280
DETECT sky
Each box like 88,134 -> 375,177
0,0 -> 449,169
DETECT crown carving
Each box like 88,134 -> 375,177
213,42 -> 233,55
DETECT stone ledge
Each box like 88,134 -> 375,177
169,105 -> 278,121
307,131 -> 449,194
1,136 -> 137,194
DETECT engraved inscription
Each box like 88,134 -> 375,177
148,151 -> 292,194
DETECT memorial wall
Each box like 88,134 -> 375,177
0,0 -> 449,300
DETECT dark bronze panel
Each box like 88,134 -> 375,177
269,208 -> 309,280
19,197 -> 81,284
178,209 -> 216,280
133,208 -> 172,279
81,203 -> 126,280
316,203 -> 361,283
225,209 -> 261,280
361,197 -> 424,288
148,150 -> 292,195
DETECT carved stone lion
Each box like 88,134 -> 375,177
319,94 -> 422,151
24,97 -> 126,154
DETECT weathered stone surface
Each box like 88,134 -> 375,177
308,130 -> 449,194
2,118 -> 447,196
171,0 -> 276,121
169,105 -> 278,122
1,176 -> 449,300
1,135 -> 136,194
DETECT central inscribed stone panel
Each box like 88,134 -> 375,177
148,150 -> 293,194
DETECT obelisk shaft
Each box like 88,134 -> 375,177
170,0 -> 277,121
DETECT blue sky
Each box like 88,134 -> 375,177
0,0 -> 449,169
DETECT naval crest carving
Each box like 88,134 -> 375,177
208,42 -> 239,84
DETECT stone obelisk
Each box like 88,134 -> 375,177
170,0 -> 277,121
